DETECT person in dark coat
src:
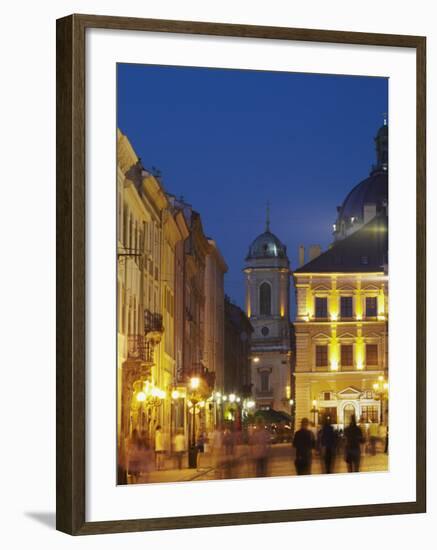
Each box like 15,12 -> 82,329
344,415 -> 364,472
293,418 -> 315,475
320,416 -> 337,474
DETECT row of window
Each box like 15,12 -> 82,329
118,196 -> 161,264
317,405 -> 379,424
321,390 -> 374,401
315,344 -> 379,367
315,296 -> 379,319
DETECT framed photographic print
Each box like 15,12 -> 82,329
56,14 -> 426,535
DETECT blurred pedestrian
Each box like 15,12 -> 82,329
173,429 -> 185,469
293,418 -> 315,475
223,428 -> 234,456
344,415 -> 364,472
221,427 -> 237,478
309,421 -> 318,452
155,425 -> 165,470
320,416 -> 337,474
210,428 -> 223,469
196,432 -> 205,453
368,420 -> 379,455
126,429 -> 142,483
251,419 -> 270,477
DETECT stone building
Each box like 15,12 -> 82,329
117,130 -> 186,476
243,213 -> 293,413
167,196 -> 226,442
293,123 -> 389,429
204,239 -> 228,393
223,296 -> 253,397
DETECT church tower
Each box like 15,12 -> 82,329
244,206 -> 292,413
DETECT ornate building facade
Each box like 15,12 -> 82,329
224,296 -> 253,397
243,214 -> 293,413
117,130 -> 171,477
167,196 -> 227,442
204,240 -> 227,395
293,123 -> 389,429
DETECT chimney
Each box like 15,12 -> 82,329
309,245 -> 322,261
299,245 -> 305,267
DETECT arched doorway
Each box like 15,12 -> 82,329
343,403 -> 356,426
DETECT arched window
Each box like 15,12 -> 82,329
259,282 -> 271,316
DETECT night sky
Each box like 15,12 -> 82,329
117,64 -> 388,309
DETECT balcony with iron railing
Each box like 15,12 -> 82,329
127,334 -> 154,364
144,309 -> 164,334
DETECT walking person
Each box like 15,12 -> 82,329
320,416 -> 337,474
293,418 -> 315,475
126,429 -> 142,484
368,420 -> 379,455
173,429 -> 185,469
344,415 -> 364,473
210,427 -> 223,470
222,427 -> 236,478
154,425 -> 165,470
250,420 -> 270,477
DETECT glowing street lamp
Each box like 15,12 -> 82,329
187,375 -> 205,467
311,399 -> 319,426
373,375 -> 389,424
136,391 -> 146,402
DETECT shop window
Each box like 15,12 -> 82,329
361,405 -> 379,423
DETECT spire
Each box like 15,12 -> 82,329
265,201 -> 270,232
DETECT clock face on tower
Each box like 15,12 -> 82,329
261,326 -> 269,336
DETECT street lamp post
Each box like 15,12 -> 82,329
188,376 -> 201,468
373,375 -> 389,424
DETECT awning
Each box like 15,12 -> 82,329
254,409 -> 292,424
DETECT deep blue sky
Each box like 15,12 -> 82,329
117,64 -> 388,309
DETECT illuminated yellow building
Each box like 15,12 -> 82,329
117,130 -> 185,474
293,123 -> 389,428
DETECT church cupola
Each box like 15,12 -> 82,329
333,119 -> 388,242
246,204 -> 288,261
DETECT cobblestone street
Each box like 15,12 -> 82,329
135,443 -> 389,484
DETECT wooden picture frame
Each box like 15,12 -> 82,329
56,13 -> 426,535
